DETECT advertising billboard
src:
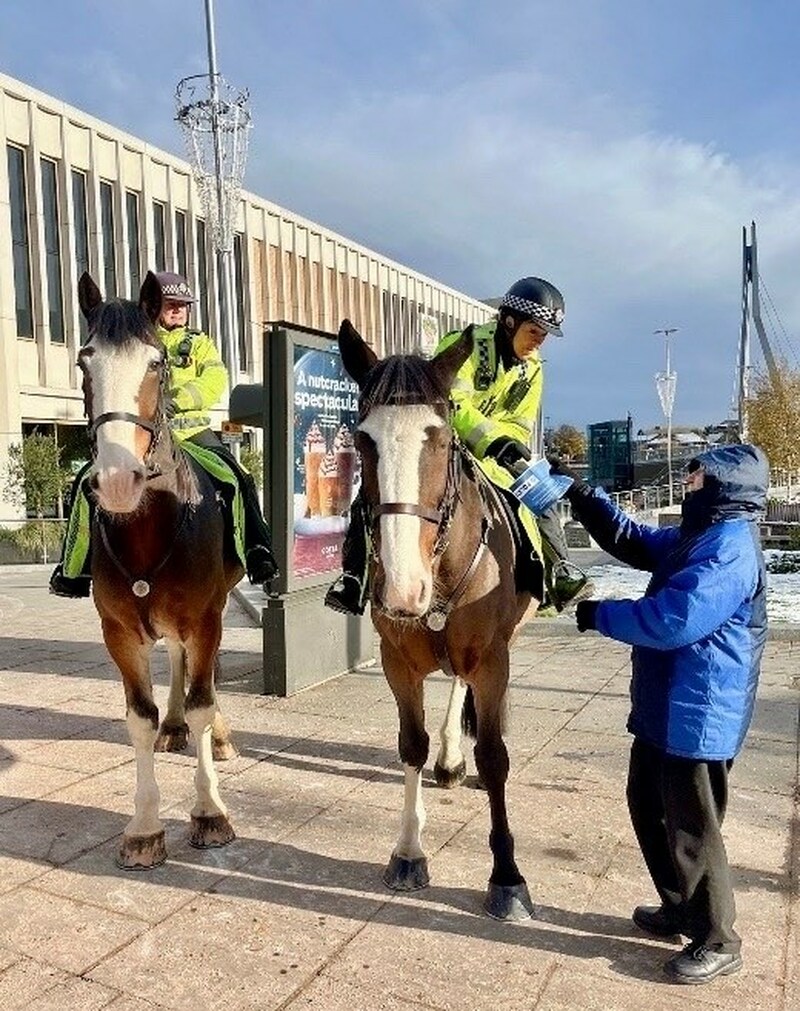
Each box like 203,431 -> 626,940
291,343 -> 360,580
264,323 -> 363,594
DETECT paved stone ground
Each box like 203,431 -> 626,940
0,564 -> 797,1010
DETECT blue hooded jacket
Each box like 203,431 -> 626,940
570,444 -> 768,760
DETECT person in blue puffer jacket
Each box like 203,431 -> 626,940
555,443 -> 768,986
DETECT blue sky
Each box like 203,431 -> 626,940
3,0 -> 800,431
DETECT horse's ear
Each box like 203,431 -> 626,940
139,271 -> 163,323
338,318 -> 378,388
78,273 -> 103,319
430,324 -> 475,390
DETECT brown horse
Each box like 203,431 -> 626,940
76,271 -> 244,869
339,318 -> 539,920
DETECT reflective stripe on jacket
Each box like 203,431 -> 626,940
158,325 -> 228,442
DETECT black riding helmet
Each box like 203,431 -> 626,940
155,271 -> 196,305
499,277 -> 565,337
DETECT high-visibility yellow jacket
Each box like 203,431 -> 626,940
436,320 -> 544,559
158,325 -> 228,441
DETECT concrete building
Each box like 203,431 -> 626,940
0,71 -> 493,522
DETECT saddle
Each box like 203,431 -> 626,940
472,463 -> 545,598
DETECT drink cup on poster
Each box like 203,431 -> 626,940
317,451 -> 340,518
303,420 -> 326,517
333,424 -> 357,514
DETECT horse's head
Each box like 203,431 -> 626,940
339,319 -> 474,618
76,271 -> 167,515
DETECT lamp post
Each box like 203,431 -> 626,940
175,0 -> 251,384
654,327 -> 679,506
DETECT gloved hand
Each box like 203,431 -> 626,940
575,599 -> 600,632
164,391 -> 178,420
546,454 -> 582,482
486,438 -> 531,477
547,454 -> 589,499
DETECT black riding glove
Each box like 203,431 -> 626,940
164,392 -> 178,420
486,438 -> 531,478
575,599 -> 600,632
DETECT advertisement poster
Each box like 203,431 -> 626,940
292,344 -> 361,580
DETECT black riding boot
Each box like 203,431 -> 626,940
187,431 -> 279,588
324,495 -> 369,615
538,505 -> 593,611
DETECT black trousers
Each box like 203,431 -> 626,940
186,430 -> 272,552
627,737 -> 740,952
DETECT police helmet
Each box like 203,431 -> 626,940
155,271 -> 195,305
500,277 -> 565,336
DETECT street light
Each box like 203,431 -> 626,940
654,327 -> 679,506
175,0 -> 252,383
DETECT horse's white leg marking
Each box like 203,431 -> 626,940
125,711 -> 162,838
185,704 -> 227,819
360,404 -> 445,614
436,677 -> 468,772
164,639 -> 187,726
393,763 -> 427,860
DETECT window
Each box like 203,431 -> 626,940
233,232 -> 247,371
99,181 -> 117,298
126,191 -> 141,295
175,209 -> 187,276
7,145 -> 34,337
196,218 -> 209,331
41,159 -> 65,343
152,201 -> 166,271
71,170 -> 90,342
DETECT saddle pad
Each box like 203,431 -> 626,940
178,441 -> 246,567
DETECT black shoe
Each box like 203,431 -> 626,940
551,562 -> 595,612
324,575 -> 366,616
664,943 -> 742,984
246,545 -> 279,586
632,904 -> 684,938
49,565 -> 92,599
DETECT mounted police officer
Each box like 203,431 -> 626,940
324,275 -> 591,615
50,271 -> 279,597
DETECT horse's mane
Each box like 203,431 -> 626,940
358,355 -> 450,421
89,300 -> 160,349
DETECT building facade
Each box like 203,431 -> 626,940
0,71 -> 493,522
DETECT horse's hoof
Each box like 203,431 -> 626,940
484,881 -> 534,921
434,759 -> 467,789
154,723 -> 189,752
212,739 -> 239,762
189,814 -> 236,849
383,853 -> 430,891
116,830 -> 167,870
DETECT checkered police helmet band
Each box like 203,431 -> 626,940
501,294 -> 564,331
161,281 -> 194,301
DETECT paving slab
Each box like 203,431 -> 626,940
0,564 -> 796,1011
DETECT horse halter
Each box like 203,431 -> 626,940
369,433 -> 463,558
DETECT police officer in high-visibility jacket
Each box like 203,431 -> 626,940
324,276 -> 592,616
50,272 -> 279,597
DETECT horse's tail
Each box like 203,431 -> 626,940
460,684 -> 509,738
461,685 -> 478,739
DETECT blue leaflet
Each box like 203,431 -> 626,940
509,459 -> 573,515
